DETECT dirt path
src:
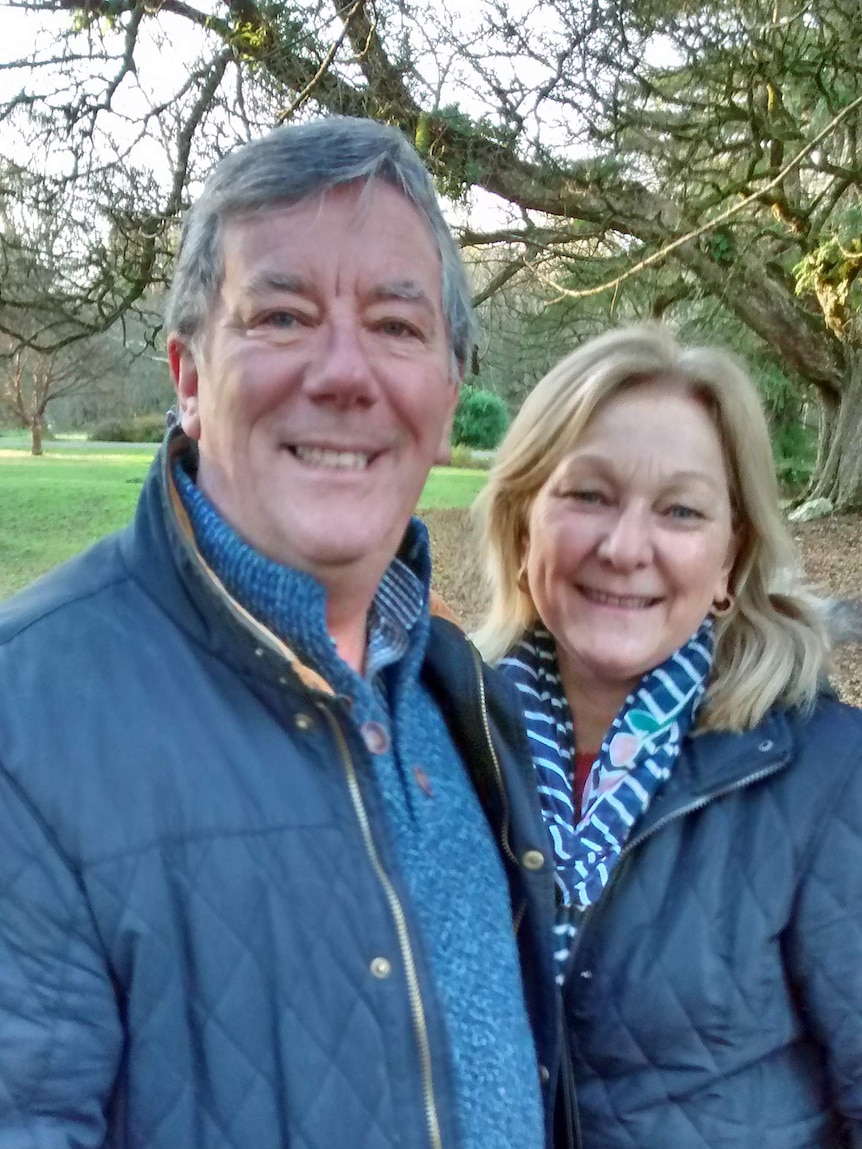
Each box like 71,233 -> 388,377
425,509 -> 862,708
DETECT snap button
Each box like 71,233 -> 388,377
361,721 -> 390,755
521,849 -> 546,871
370,957 -> 392,979
539,1063 -> 550,1085
758,739 -> 774,753
293,713 -> 314,733
580,969 -> 593,979
254,646 -> 265,658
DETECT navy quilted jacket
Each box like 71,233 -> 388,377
0,445 -> 562,1149
564,696 -> 862,1149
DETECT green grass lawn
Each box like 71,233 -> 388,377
0,446 -> 487,598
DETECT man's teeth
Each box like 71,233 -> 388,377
582,588 -> 657,608
292,446 -> 370,470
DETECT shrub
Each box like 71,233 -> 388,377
447,443 -> 492,470
89,414 -> 167,443
452,386 -> 509,450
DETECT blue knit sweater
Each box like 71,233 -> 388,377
174,465 -> 544,1149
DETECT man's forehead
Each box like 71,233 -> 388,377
221,179 -> 432,244
218,187 -> 444,309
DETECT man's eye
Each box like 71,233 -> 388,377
378,319 -> 419,338
263,311 -> 299,329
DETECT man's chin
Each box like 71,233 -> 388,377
269,526 -> 402,578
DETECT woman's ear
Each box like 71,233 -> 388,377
517,533 -> 531,594
713,526 -> 740,607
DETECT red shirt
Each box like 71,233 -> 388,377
573,750 -> 597,816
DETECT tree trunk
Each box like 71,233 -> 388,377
808,387 -> 839,500
807,350 -> 862,510
30,413 -> 43,456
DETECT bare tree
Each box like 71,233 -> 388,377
2,0 -> 861,503
0,342 -> 94,453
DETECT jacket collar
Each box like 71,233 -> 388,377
627,708 -> 795,845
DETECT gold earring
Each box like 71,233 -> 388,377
712,593 -> 735,617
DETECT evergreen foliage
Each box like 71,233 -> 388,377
452,387 -> 510,450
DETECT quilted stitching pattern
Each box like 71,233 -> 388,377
565,702 -> 862,1149
93,830 -> 406,1149
0,769 -> 435,1149
0,451 -> 560,1149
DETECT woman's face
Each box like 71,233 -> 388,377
523,378 -> 736,705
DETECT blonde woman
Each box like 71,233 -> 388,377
475,325 -> 862,1149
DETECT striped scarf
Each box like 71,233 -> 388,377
500,618 -> 714,981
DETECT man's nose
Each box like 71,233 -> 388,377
596,504 -> 653,571
302,319 -> 377,406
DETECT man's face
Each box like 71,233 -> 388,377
169,181 -> 460,588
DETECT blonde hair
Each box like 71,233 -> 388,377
473,324 -> 831,732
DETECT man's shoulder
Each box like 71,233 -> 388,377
0,528 -> 134,649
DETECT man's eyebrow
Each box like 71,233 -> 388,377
244,272 -> 307,298
371,280 -> 436,311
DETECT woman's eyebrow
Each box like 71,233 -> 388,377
561,454 -> 722,487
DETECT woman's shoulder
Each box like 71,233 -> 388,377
788,690 -> 862,747
778,692 -> 862,802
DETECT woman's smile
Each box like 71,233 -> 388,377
576,586 -> 663,610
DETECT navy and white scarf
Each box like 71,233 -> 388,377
501,618 -> 714,981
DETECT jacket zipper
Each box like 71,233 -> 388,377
561,754 -> 789,1148
169,488 -> 442,1140
566,755 -> 789,977
574,753 -> 790,960
619,757 -> 789,861
472,644 -> 518,867
317,702 -> 443,1149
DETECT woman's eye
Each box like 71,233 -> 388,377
666,504 -> 704,521
560,488 -> 607,505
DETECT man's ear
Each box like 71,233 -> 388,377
167,334 -> 202,441
434,373 -> 463,466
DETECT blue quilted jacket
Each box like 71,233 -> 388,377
564,696 -> 862,1148
0,440 -> 562,1149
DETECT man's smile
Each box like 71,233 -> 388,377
287,444 -> 375,471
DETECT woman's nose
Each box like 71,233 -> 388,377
596,504 -> 653,570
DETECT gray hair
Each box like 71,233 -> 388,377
164,116 -> 475,378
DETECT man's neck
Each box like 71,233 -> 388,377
326,599 -> 372,675
318,550 -> 404,674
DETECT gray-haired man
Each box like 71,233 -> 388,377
0,118 -> 563,1148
